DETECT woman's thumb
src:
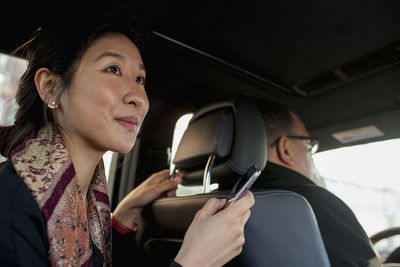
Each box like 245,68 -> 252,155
199,198 -> 227,217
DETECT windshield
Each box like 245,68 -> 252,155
313,140 -> 400,261
313,139 -> 400,236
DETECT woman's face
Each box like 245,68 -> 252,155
58,32 -> 149,154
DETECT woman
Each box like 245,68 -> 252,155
0,8 -> 254,267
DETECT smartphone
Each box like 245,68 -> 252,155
169,165 -> 177,180
223,164 -> 261,208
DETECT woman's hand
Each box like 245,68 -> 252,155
112,169 -> 181,229
174,191 -> 255,267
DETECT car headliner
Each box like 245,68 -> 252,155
1,0 -> 400,151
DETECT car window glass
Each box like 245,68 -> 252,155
0,52 -> 27,126
374,234 -> 400,262
313,139 -> 400,261
0,52 -> 27,163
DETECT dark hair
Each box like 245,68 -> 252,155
0,5 -> 148,158
256,100 -> 294,148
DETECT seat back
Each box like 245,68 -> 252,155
142,190 -> 330,267
139,94 -> 330,266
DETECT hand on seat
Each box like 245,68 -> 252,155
112,169 -> 181,230
174,191 -> 255,267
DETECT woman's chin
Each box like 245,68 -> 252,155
112,142 -> 136,154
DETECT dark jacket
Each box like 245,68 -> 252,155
0,160 -> 181,267
0,159 -> 50,266
253,162 -> 381,267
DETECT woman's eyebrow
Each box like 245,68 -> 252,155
95,51 -> 125,62
96,52 -> 145,71
139,63 -> 146,72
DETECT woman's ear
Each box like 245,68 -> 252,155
34,67 -> 59,104
276,136 -> 295,166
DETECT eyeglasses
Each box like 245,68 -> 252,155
270,135 -> 319,154
286,135 -> 319,154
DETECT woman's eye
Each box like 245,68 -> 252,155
136,76 -> 145,85
105,65 -> 121,75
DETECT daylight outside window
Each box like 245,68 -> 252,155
0,52 -> 27,163
313,140 -> 400,261
0,53 -> 27,126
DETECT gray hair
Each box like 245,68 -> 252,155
256,100 -> 295,148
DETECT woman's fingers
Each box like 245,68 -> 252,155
196,198 -> 227,219
221,191 -> 255,217
239,209 -> 252,226
148,170 -> 182,188
142,169 -> 183,199
238,191 -> 255,208
147,169 -> 171,184
175,194 -> 252,266
151,178 -> 180,196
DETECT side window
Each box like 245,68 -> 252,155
0,52 -> 28,163
103,150 -> 117,182
0,52 -> 27,126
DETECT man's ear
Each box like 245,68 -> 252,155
276,136 -> 294,166
34,67 -> 59,104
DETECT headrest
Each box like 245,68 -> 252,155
172,94 -> 267,189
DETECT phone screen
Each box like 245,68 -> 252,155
224,164 -> 261,208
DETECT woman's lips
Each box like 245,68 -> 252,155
116,116 -> 139,131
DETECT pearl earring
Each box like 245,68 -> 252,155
47,101 -> 58,109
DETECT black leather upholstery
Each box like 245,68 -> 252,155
142,190 -> 331,267
230,189 -> 330,266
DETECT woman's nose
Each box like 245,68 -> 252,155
123,84 -> 148,109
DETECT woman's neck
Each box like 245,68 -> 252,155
62,135 -> 104,198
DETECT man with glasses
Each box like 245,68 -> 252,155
253,101 -> 381,267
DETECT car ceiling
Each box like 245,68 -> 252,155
1,0 -> 400,151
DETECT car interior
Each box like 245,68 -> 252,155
0,0 -> 400,266
139,94 -> 330,266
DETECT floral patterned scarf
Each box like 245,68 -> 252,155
11,125 -> 111,266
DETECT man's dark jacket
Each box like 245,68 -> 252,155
253,162 -> 381,267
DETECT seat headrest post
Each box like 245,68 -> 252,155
203,154 -> 216,193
